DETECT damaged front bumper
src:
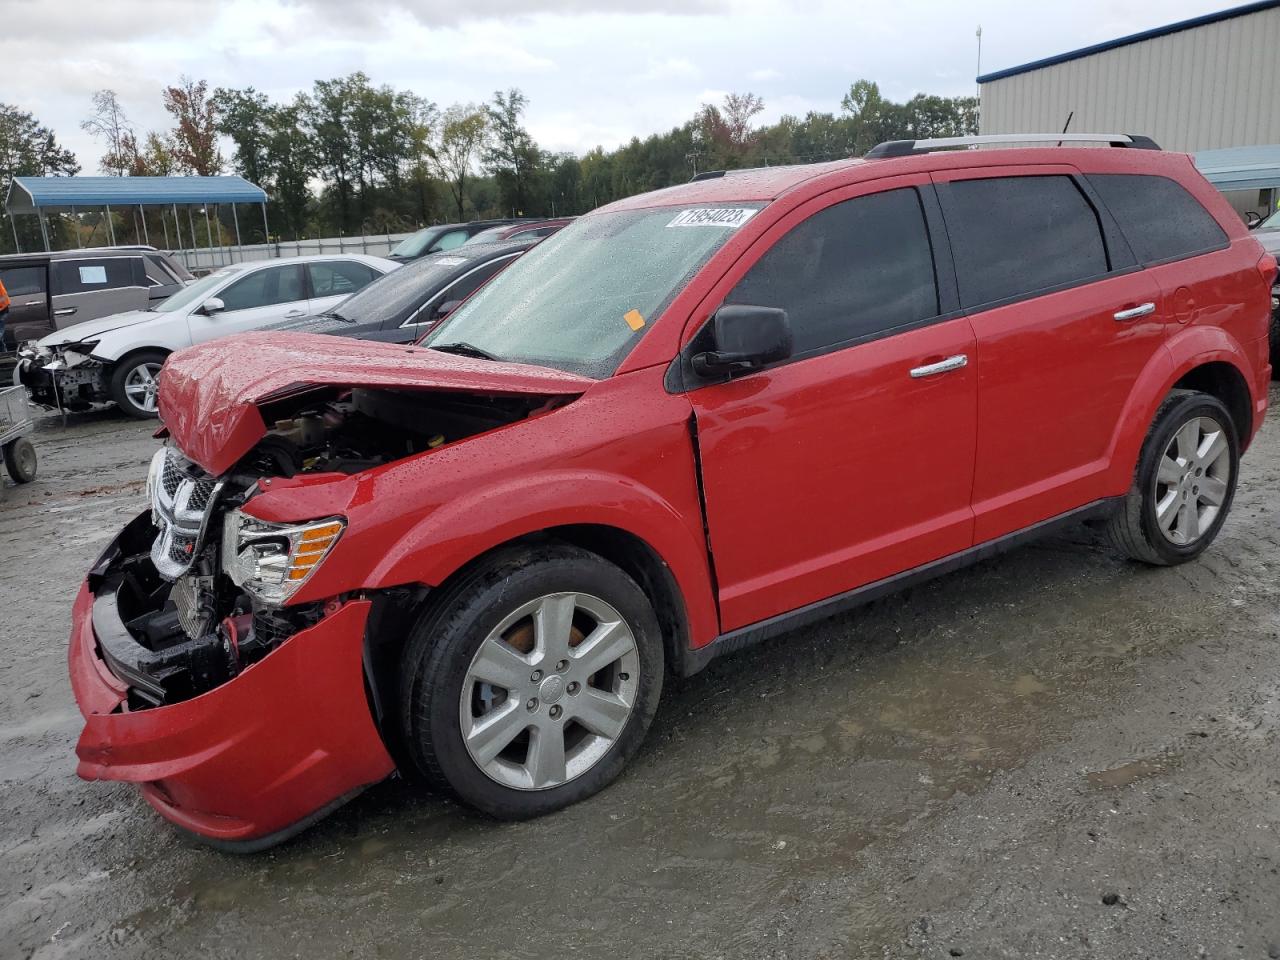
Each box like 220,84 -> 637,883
16,349 -> 109,409
68,512 -> 396,851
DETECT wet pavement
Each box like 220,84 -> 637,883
3,395 -> 1280,960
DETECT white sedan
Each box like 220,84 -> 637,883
18,254 -> 398,418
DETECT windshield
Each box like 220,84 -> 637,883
390,227 -> 446,259
151,269 -> 234,313
1260,209 -> 1280,231
423,204 -> 761,377
333,255 -> 470,324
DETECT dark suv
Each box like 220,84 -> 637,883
68,133 -> 1275,849
387,219 -> 528,262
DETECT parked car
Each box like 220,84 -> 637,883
67,134 -> 1275,850
462,218 -> 575,246
267,240 -> 533,343
17,254 -> 396,417
1251,211 -> 1280,367
0,246 -> 193,351
387,219 -> 527,262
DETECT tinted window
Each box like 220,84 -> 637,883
0,266 -> 46,296
219,264 -> 304,311
51,257 -> 141,295
725,188 -> 939,354
416,259 -> 510,325
143,254 -> 181,287
941,176 -> 1109,308
1089,174 -> 1229,265
307,260 -> 379,297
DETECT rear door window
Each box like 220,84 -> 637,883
219,264 -> 305,311
307,260 -> 380,297
1088,173 -> 1229,265
725,186 -> 940,355
411,258 -> 512,327
939,175 -> 1110,309
143,254 -> 182,287
51,257 -> 143,295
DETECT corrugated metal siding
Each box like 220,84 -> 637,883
979,6 -> 1280,152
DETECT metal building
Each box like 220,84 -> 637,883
977,1 -> 1280,153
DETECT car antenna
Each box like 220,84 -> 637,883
1057,111 -> 1074,148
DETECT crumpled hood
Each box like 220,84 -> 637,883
37,310 -> 157,349
158,331 -> 596,475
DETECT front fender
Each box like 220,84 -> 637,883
366,468 -> 720,648
1105,326 -> 1263,491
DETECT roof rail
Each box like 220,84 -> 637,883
865,133 -> 1161,159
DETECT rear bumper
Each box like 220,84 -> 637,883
69,563 -> 396,849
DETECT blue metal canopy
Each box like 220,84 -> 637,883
1194,145 -> 1280,192
5,175 -> 266,213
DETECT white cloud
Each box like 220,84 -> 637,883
2,0 -> 1246,176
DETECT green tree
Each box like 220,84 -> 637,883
266,98 -> 315,239
434,103 -> 489,221
0,104 -> 79,252
485,89 -> 542,215
213,87 -> 273,187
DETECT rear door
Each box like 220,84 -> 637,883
0,264 -> 51,345
305,260 -> 384,317
188,263 -> 308,344
50,256 -> 147,326
688,176 -> 978,631
932,166 -> 1163,542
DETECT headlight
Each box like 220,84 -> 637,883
221,511 -> 346,605
145,448 -> 166,513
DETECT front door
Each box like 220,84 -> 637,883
688,179 -> 978,631
189,263 -> 309,344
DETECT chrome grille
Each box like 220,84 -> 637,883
147,447 -> 224,581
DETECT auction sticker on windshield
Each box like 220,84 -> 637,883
667,208 -> 757,228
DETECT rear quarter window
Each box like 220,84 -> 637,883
1087,173 -> 1229,266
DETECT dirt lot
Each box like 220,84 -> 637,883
3,396 -> 1280,960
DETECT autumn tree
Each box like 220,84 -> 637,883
163,76 -> 223,175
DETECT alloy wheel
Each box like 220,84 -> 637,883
1153,415 -> 1231,546
123,362 -> 163,414
459,592 -> 640,791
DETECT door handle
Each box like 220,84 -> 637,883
910,354 -> 968,379
1113,302 -> 1156,321
284,310 -> 305,318
53,307 -> 77,317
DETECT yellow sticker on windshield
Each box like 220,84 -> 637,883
624,309 -> 646,331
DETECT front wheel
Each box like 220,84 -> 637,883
1107,390 -> 1238,566
3,437 -> 37,483
109,352 -> 167,419
399,544 -> 664,819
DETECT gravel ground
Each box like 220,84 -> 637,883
3,394 -> 1280,960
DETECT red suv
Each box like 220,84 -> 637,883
69,134 -> 1277,849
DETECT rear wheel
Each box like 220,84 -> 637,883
1107,390 -> 1238,565
109,352 -> 166,419
3,437 -> 37,483
399,543 -> 664,819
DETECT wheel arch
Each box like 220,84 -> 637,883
1108,330 -> 1261,490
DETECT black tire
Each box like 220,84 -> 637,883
3,437 -> 37,483
109,351 -> 167,419
1106,389 -> 1239,566
399,543 -> 664,820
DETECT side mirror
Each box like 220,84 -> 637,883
1245,211 -> 1263,229
434,299 -> 463,321
692,304 -> 792,377
201,297 -> 226,315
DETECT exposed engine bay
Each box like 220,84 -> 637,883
96,386 -> 562,708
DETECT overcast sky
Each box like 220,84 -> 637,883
1,0 -> 1244,173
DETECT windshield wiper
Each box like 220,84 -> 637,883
431,341 -> 501,361
320,310 -> 352,323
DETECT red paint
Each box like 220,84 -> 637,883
70,594 -> 394,843
72,144 -> 1273,846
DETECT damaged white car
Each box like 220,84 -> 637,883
16,254 -> 398,418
